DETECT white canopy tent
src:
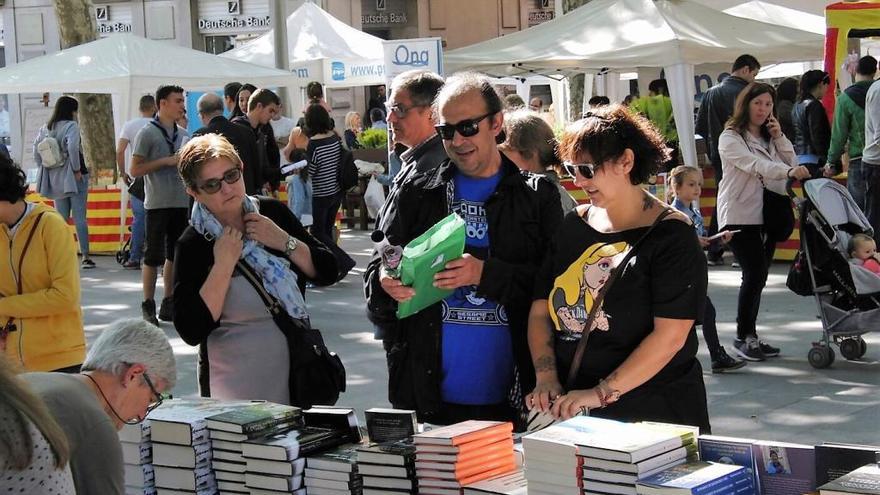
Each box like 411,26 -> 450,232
220,2 -> 385,90
445,0 -> 824,166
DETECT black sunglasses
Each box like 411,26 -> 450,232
563,161 -> 597,180
197,167 -> 242,194
435,112 -> 495,140
142,372 -> 170,415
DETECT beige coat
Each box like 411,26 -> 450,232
717,129 -> 797,228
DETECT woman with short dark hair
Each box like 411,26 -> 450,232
525,105 -> 711,432
792,70 -> 832,177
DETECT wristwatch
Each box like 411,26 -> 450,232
283,236 -> 298,257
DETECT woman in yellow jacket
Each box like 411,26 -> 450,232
0,155 -> 85,372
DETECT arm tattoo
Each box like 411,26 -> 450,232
534,355 -> 557,372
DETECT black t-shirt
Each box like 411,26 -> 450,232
534,208 -> 708,390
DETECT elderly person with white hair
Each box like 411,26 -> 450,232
22,318 -> 176,495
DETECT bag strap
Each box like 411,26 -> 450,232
564,207 -> 675,390
16,212 -> 46,295
235,260 -> 285,318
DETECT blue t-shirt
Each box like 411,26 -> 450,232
440,170 -> 513,405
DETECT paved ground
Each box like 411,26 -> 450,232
80,229 -> 879,446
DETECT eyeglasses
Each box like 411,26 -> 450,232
197,167 -> 242,194
563,161 -> 597,180
142,372 -> 169,414
385,102 -> 426,119
435,112 -> 495,140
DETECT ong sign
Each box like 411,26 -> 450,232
382,37 -> 444,87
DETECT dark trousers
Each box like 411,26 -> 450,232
863,162 -> 880,236
312,193 -> 355,276
848,158 -> 866,212
725,225 -> 776,340
701,296 -> 721,360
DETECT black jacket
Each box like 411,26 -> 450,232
194,116 -> 263,195
232,116 -> 282,191
171,197 -> 337,350
792,97 -> 831,165
365,154 -> 563,421
695,75 -> 749,169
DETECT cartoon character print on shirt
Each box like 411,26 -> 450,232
548,241 -> 629,341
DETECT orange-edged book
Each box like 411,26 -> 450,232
416,438 -> 515,464
414,421 -> 513,447
417,453 -> 516,480
418,462 -> 518,489
416,447 -> 515,473
415,433 -> 513,455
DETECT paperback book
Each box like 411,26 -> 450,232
636,461 -> 752,495
819,463 -> 880,495
751,441 -> 816,495
815,443 -> 880,486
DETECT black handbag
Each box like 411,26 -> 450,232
762,186 -> 795,243
236,260 -> 346,408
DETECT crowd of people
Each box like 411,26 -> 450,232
2,50 -> 879,491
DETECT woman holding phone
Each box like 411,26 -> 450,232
717,83 -> 811,362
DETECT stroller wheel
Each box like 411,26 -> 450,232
840,338 -> 862,361
858,337 -> 867,358
808,346 -> 834,369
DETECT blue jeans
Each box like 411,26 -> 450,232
288,176 -> 313,225
129,194 -> 146,263
847,158 -> 866,212
54,174 -> 90,257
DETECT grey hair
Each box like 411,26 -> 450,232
197,93 -> 224,116
433,71 -> 503,118
82,318 -> 177,389
502,109 -> 558,167
391,70 -> 445,108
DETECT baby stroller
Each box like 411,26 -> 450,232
786,178 -> 877,368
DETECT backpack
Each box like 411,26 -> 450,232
338,147 -> 359,191
36,124 -> 68,169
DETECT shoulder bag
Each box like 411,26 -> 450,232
739,132 -> 795,243
525,207 -> 675,432
236,260 -> 346,409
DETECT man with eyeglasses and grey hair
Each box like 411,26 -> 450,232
22,318 -> 176,494
370,72 -> 563,427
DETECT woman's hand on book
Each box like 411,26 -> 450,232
527,378 -> 564,413
551,388 -> 602,420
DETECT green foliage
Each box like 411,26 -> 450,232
359,128 -> 388,149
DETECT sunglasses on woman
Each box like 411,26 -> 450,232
435,112 -> 495,140
563,161 -> 597,180
197,167 -> 242,194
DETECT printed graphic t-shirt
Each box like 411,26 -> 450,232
533,209 -> 707,390
440,169 -> 513,405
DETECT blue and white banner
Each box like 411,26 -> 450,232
321,58 -> 386,88
382,37 -> 444,87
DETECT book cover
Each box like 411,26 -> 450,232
364,407 -> 417,443
463,469 -> 528,495
413,420 -> 513,446
146,398 -> 255,446
522,416 -> 623,460
356,438 -> 417,466
751,441 -> 816,495
697,435 -> 758,495
303,407 -> 362,443
819,463 -> 880,495
306,442 -> 361,472
242,426 -> 345,461
205,402 -> 301,434
567,417 -> 690,464
636,461 -> 750,495
815,443 -> 880,486
208,419 -> 299,442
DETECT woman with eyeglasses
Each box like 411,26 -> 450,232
792,70 -> 832,178
524,105 -> 711,432
171,134 -> 337,405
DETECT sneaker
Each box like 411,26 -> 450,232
158,297 -> 174,322
711,347 -> 747,373
706,257 -> 725,267
733,336 -> 766,361
122,259 -> 141,270
758,340 -> 780,357
81,258 -> 96,269
142,299 -> 159,326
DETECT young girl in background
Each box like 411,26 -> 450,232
668,165 -> 746,373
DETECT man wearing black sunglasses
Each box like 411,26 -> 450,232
375,72 -> 563,427
23,318 -> 176,495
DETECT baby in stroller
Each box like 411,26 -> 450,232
848,233 -> 880,275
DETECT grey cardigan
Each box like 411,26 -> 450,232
33,120 -> 82,199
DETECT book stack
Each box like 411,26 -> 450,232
205,402 -> 302,494
241,426 -> 351,495
577,419 -> 698,495
120,421 -> 155,495
635,461 -> 752,495
413,420 -> 517,495
303,406 -> 363,444
357,438 -> 418,494
463,470 -> 528,495
521,416 -> 605,494
304,443 -> 363,494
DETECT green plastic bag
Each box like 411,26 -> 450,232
396,213 -> 466,319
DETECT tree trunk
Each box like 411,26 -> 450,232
564,0 -> 591,121
52,0 -> 117,184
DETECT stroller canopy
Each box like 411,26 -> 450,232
804,179 -> 872,236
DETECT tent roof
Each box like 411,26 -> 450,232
220,2 -> 383,69
723,1 -> 826,35
445,0 -> 824,76
0,34 -> 293,95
